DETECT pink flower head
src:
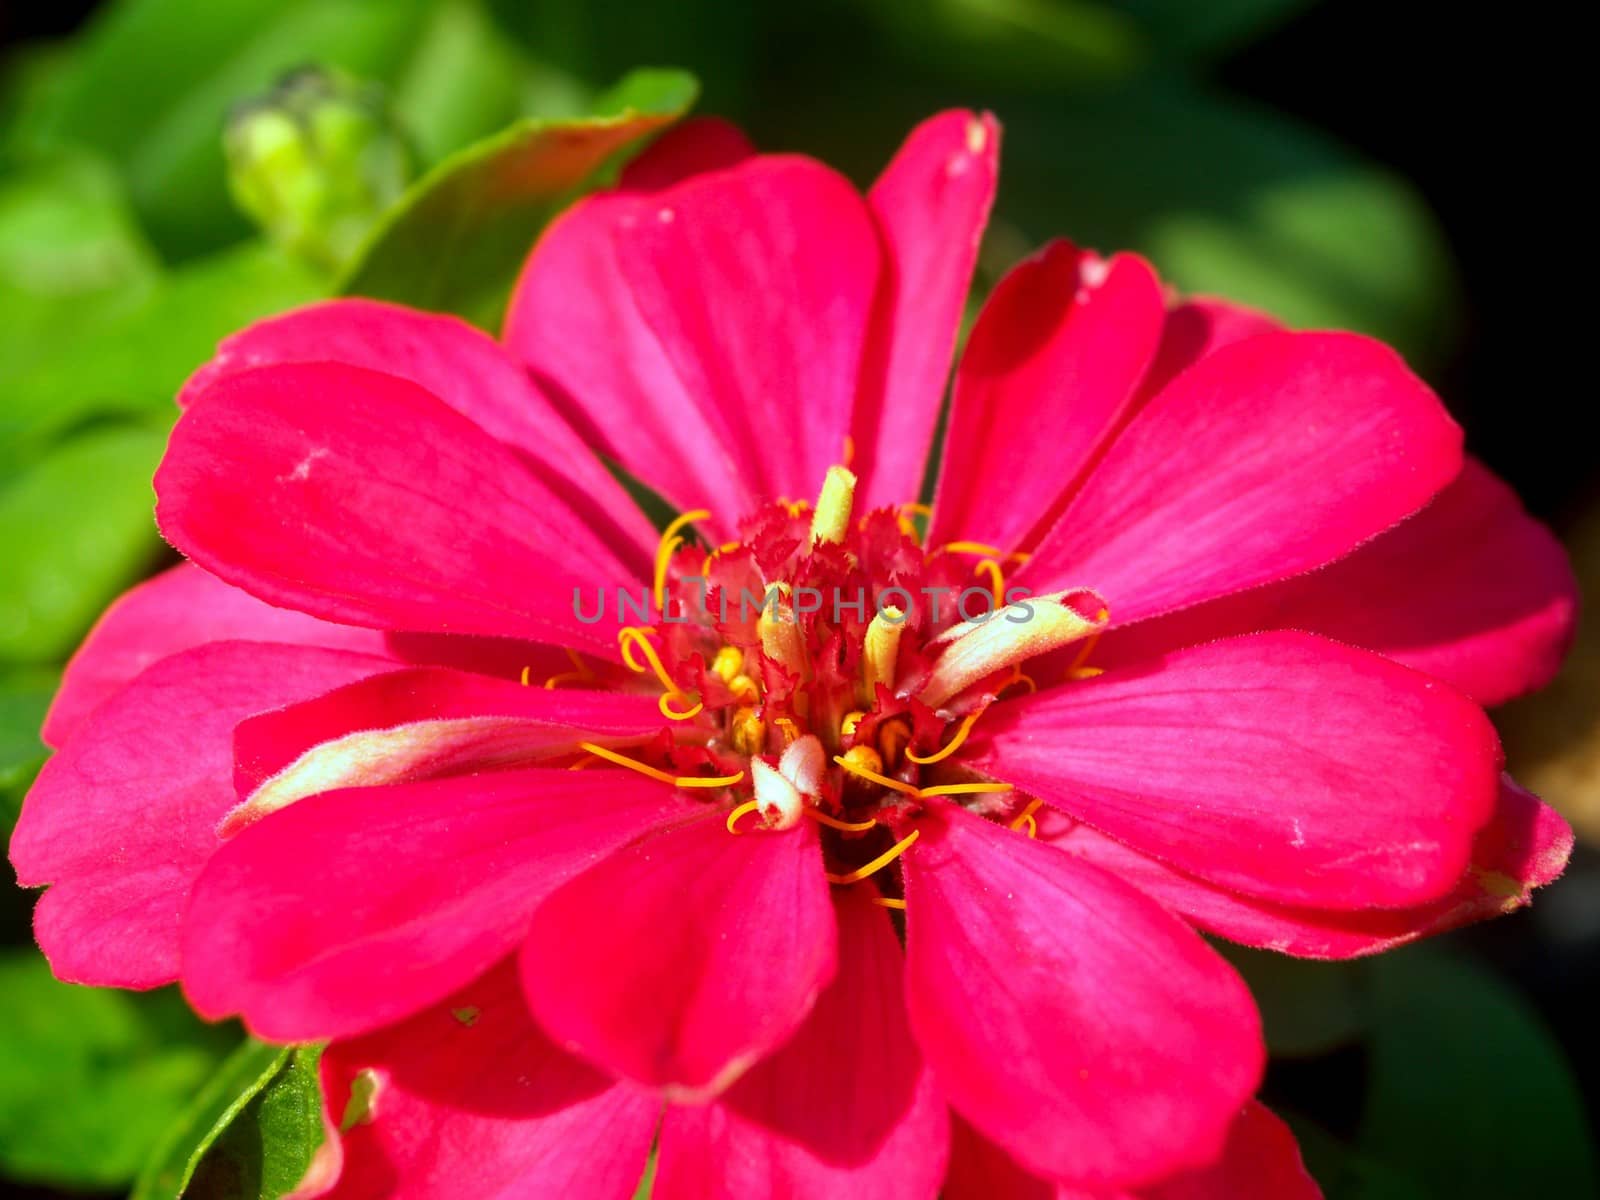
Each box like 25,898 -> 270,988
9,112 -> 1578,1198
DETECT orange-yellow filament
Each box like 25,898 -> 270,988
1010,797 -> 1044,834
725,798 -> 763,834
906,705 -> 988,765
938,539 -> 1030,565
658,692 -> 704,720
974,558 -> 1005,606
826,829 -> 920,885
833,753 -> 920,797
918,781 -> 1013,799
804,807 -> 879,832
873,897 -> 908,910
701,540 -> 742,577
774,717 -> 801,746
519,666 -> 531,686
567,754 -> 598,771
542,648 -> 596,690
653,509 -> 711,613
618,627 -> 681,695
1066,608 -> 1111,680
999,667 -> 1038,696
578,742 -> 743,790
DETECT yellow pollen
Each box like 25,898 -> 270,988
578,742 -> 744,790
919,781 -> 1013,799
804,807 -> 879,832
1010,797 -> 1045,835
730,706 -> 766,755
654,509 -> 711,613
728,673 -> 761,704
711,645 -> 744,683
773,716 -> 801,745
840,709 -> 866,739
863,606 -> 904,700
658,692 -> 704,720
810,464 -> 858,544
974,558 -> 1005,606
834,750 -> 918,796
873,896 -> 908,910
725,798 -> 763,834
906,704 -> 988,765
758,584 -> 809,677
826,828 -> 920,885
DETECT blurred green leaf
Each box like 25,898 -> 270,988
339,67 -> 697,327
0,952 -> 235,1189
1,241 -> 321,468
0,423 -> 167,666
0,668 -> 55,832
134,1039 -> 329,1200
996,82 -> 1460,366
0,152 -> 162,381
23,0 -> 437,258
1217,943 -> 1365,1057
1109,0 -> 1316,61
1354,946 -> 1597,1198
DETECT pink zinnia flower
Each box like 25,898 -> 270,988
9,111 -> 1577,1198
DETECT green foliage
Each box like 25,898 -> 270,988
0,669 -> 54,831
0,953 -> 236,1189
133,1040 -> 329,1200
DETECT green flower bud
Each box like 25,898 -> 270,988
225,67 -> 413,273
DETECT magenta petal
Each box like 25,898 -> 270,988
903,803 -> 1263,1188
1050,776 -> 1572,960
931,241 -> 1166,553
43,563 -> 389,749
322,959 -> 658,1200
616,116 -> 755,191
853,110 -> 999,513
1097,459 -> 1578,707
10,641 -> 388,988
653,886 -> 947,1199
521,815 -> 837,1096
1135,296 -> 1281,406
178,299 -> 658,578
181,768 -> 694,1041
506,157 -> 880,533
1021,331 -> 1464,625
158,361 -> 637,655
972,631 -> 1502,910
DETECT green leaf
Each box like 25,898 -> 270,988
0,668 -> 55,832
1354,946 -> 1598,1198
24,0 -> 437,258
1,241 -> 322,468
0,423 -> 168,666
134,1039 -> 330,1200
339,67 -> 697,328
1110,0 -> 1317,61
1215,943 -> 1364,1057
0,952 -> 236,1189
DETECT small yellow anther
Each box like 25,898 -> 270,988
773,716 -> 801,746
810,464 -> 858,545
730,706 -> 766,755
711,645 -> 745,684
840,710 -> 867,740
758,585 -> 809,678
863,606 -> 904,700
728,673 -> 761,704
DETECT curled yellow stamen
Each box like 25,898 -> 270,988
543,649 -> 597,691
653,509 -> 711,613
826,829 -> 920,885
1010,797 -> 1044,833
938,539 -> 1031,564
974,558 -> 1005,607
728,674 -> 761,704
618,627 -> 680,696
804,807 -> 879,832
1067,608 -> 1111,680
659,692 -> 704,720
726,798 -> 763,834
906,705 -> 988,765
873,897 -> 908,910
701,539 -> 742,578
579,742 -> 743,790
1000,667 -> 1038,696
918,781 -> 1013,799
833,753 -> 920,797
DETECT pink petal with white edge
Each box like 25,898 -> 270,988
1020,331 -> 1464,626
158,362 -> 637,656
521,813 -> 836,1098
969,631 -> 1502,910
654,887 -> 948,1200
10,641 -> 390,989
227,670 -> 663,831
506,156 -> 881,536
321,959 -> 658,1200
1096,459 -> 1578,707
930,241 -> 1166,554
177,299 -> 658,578
43,563 -> 389,750
181,768 -> 695,1041
853,110 -> 999,513
1048,776 -> 1571,960
903,802 -> 1263,1188
944,1103 -> 1321,1199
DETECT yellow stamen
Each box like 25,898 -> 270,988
711,645 -> 744,684
578,742 -> 743,790
974,558 -> 1005,607
863,606 -> 904,699
618,627 -> 679,695
834,751 -> 919,797
840,710 -> 866,740
568,754 -> 598,771
1010,797 -> 1044,832
1019,813 -> 1038,838
1000,667 -> 1037,697
804,807 -> 879,832
758,585 -> 808,677
918,781 -> 1013,799
659,692 -> 704,720
878,716 -> 912,766
520,665 -> 531,686
701,540 -> 742,578
544,648 -> 597,689
730,707 -> 766,755
773,716 -> 801,746
653,509 -> 711,613
1066,608 -> 1111,680
826,829 -> 920,885
873,896 -> 908,910
725,798 -> 763,834
906,705 -> 988,765
810,464 -> 857,544
900,502 -> 933,520
938,539 -> 1031,564
729,674 -> 761,704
